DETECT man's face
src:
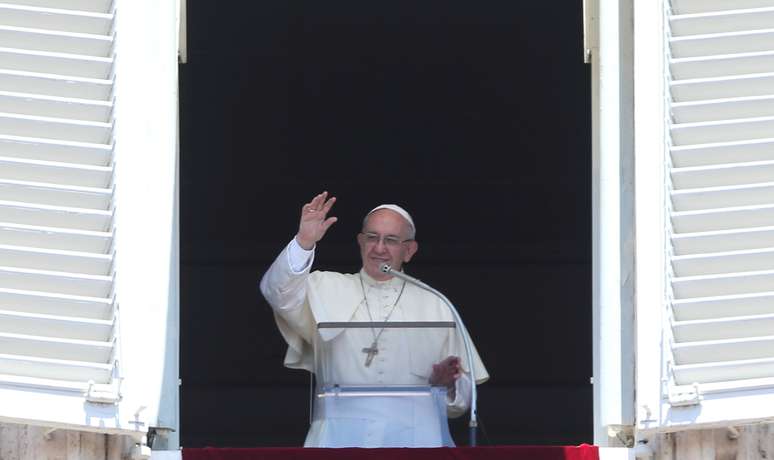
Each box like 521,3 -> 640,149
357,209 -> 418,281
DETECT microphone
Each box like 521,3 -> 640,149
379,263 -> 480,447
379,264 -> 431,290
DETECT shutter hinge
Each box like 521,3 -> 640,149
668,382 -> 701,407
84,378 -> 123,404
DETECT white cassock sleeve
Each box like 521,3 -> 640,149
259,238 -> 313,311
447,373 -> 472,418
287,238 -> 314,273
259,238 -> 317,370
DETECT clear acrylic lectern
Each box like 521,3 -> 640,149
308,320 -> 457,448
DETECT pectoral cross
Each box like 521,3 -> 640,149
362,341 -> 379,367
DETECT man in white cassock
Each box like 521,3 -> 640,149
260,191 -> 489,448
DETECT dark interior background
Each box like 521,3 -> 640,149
180,1 -> 592,447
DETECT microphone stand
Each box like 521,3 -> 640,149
380,264 -> 479,447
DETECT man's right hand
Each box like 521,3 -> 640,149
296,191 -> 338,250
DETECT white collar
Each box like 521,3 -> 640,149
359,268 -> 404,290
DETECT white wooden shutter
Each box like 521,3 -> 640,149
0,0 -> 180,448
0,0 -> 125,417
664,0 -> 774,423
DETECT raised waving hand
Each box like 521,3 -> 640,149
296,191 -> 338,250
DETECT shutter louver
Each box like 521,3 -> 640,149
0,0 -> 118,395
668,0 -> 774,393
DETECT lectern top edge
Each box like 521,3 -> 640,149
317,321 -> 457,329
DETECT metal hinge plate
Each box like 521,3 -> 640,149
668,383 -> 701,407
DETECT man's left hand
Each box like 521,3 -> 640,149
429,355 -> 461,395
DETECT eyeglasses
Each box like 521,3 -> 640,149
360,232 -> 413,247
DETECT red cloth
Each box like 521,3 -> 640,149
184,445 -> 599,460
